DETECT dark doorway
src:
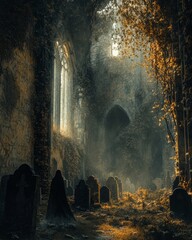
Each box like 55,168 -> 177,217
104,105 -> 130,172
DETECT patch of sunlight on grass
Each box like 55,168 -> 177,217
101,204 -> 112,209
98,223 -> 145,240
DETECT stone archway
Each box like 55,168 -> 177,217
104,105 -> 130,173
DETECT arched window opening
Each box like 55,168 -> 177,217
111,22 -> 121,57
74,87 -> 86,146
53,41 -> 72,136
97,1 -> 122,57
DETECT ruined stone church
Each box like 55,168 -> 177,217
0,0 -> 192,239
0,0 -> 191,196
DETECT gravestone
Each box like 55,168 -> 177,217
100,186 -> 111,203
170,187 -> 192,218
172,176 -> 180,191
74,180 -> 90,210
0,164 -> 39,237
106,177 -> 119,200
115,177 -> 123,198
86,176 -> 100,205
46,170 -> 75,224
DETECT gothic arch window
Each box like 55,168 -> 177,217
53,41 -> 72,135
111,22 -> 121,57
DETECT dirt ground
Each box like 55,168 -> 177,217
35,189 -> 192,240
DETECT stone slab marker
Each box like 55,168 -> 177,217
106,176 -> 119,201
100,186 -> 111,203
75,180 -> 90,210
0,164 -> 40,237
170,187 -> 192,218
86,175 -> 100,205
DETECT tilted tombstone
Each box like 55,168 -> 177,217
86,176 -> 100,205
106,177 -> 119,201
170,187 -> 192,218
115,177 -> 123,198
46,170 -> 75,224
74,180 -> 90,210
100,186 -> 111,203
0,164 -> 40,237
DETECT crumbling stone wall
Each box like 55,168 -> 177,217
0,0 -> 34,178
48,1 -> 95,181
0,0 -> 97,191
0,45 -> 34,178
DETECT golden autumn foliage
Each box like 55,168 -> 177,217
119,0 -> 180,167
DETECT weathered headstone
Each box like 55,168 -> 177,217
172,176 -> 180,191
170,187 -> 192,218
106,177 -> 119,200
115,177 -> 123,198
100,186 -> 111,203
74,180 -> 90,210
46,170 -> 75,224
0,164 -> 39,237
86,176 -> 100,205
